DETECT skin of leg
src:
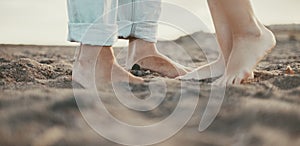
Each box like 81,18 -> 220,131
215,0 -> 276,85
126,38 -> 189,78
208,0 -> 233,63
68,0 -> 144,86
178,0 -> 232,80
121,0 -> 189,78
72,45 -> 143,88
219,0 -> 262,37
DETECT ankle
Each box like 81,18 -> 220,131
98,46 -> 115,61
232,24 -> 263,39
129,38 -> 157,54
233,30 -> 262,40
77,45 -> 114,63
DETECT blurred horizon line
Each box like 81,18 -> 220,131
1,23 -> 299,47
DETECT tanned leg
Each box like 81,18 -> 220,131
178,0 -> 232,80
215,0 -> 276,85
73,45 -> 143,88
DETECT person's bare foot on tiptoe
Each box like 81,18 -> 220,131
126,39 -> 189,78
178,0 -> 276,84
178,26 -> 275,84
216,26 -> 276,85
72,45 -> 143,88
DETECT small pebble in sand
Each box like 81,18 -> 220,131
136,70 -> 143,76
145,70 -> 151,75
285,65 -> 295,74
131,64 -> 141,70
130,70 -> 143,76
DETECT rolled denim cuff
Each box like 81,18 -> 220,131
118,21 -> 158,43
117,20 -> 132,39
68,23 -> 118,46
133,22 -> 158,43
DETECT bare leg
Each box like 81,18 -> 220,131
178,0 -> 232,80
73,45 -> 143,88
179,0 -> 275,84
126,38 -> 189,78
216,0 -> 276,85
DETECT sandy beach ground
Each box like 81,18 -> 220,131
0,25 -> 299,146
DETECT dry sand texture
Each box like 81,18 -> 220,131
0,25 -> 299,146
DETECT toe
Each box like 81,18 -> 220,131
242,70 -> 252,80
233,76 -> 243,85
227,76 -> 235,85
248,71 -> 255,79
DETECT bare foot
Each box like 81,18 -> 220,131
177,55 -> 226,80
126,39 -> 189,78
215,27 -> 276,85
72,45 -> 143,88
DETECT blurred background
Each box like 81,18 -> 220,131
0,0 -> 299,46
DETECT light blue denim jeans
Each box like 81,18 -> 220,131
67,0 -> 161,46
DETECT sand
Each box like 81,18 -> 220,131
0,25 -> 299,146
